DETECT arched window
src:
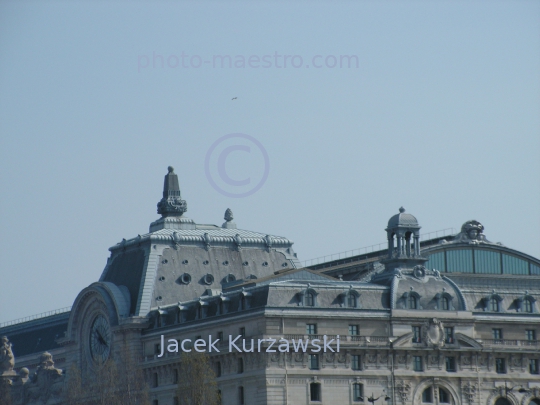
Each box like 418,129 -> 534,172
524,298 -> 533,313
306,292 -> 315,307
442,297 -> 450,310
347,293 -> 357,308
409,295 -> 417,310
239,296 -> 246,311
529,399 -> 540,405
490,298 -> 499,312
439,388 -> 450,403
353,383 -> 363,401
422,388 -> 433,403
495,398 -> 512,405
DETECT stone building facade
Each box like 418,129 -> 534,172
1,167 -> 539,405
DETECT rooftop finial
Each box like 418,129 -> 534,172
222,208 -> 237,229
399,207 -> 405,213
157,166 -> 187,217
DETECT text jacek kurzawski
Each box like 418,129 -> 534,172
157,335 -> 340,357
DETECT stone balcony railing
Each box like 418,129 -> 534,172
481,339 -> 539,349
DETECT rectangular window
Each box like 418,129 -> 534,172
412,326 -> 421,343
445,357 -> 456,372
217,331 -> 224,341
495,358 -> 506,374
444,327 -> 454,344
239,327 -> 245,337
307,324 -> 317,335
309,354 -> 319,370
153,372 -> 158,387
216,361 -> 222,377
446,249 -> 473,273
474,250 -> 501,274
153,400 -> 158,405
502,254 -> 529,275
349,325 -> 359,336
154,343 -> 161,355
413,356 -> 423,372
174,397 -> 179,405
353,383 -> 363,401
530,359 -> 539,374
351,355 -> 361,370
426,252 -> 445,272
526,330 -> 536,341
173,368 -> 178,384
238,357 -> 244,374
238,386 -> 244,405
310,383 -> 321,402
492,329 -> 503,340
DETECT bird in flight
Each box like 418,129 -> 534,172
232,97 -> 237,100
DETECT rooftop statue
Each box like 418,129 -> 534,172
0,336 -> 15,374
453,220 -> 493,244
27,352 -> 64,404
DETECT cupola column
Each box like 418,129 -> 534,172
413,232 -> 420,256
396,231 -> 403,257
387,233 -> 395,258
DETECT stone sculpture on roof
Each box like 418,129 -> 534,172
157,166 -> 188,217
0,336 -> 15,374
453,220 -> 493,244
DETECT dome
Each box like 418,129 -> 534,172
387,207 -> 419,229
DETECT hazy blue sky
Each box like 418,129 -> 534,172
1,1 -> 539,323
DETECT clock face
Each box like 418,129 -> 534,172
89,314 -> 111,362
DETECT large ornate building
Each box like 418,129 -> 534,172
1,167 -> 540,405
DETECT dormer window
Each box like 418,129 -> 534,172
409,295 -> 417,310
403,291 -> 421,310
442,297 -> 449,310
341,289 -> 360,308
298,287 -> 318,307
483,293 -> 503,312
516,294 -> 536,313
490,298 -> 499,312
347,294 -> 356,308
524,298 -> 533,313
436,292 -> 454,311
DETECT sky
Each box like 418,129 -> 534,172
0,0 -> 539,324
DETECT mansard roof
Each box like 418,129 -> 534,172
98,167 -> 300,317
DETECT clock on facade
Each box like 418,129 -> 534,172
89,314 -> 111,362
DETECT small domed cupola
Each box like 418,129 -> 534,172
386,207 -> 421,258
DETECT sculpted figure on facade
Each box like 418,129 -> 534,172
0,336 -> 15,374
423,318 -> 445,348
26,352 -> 64,404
